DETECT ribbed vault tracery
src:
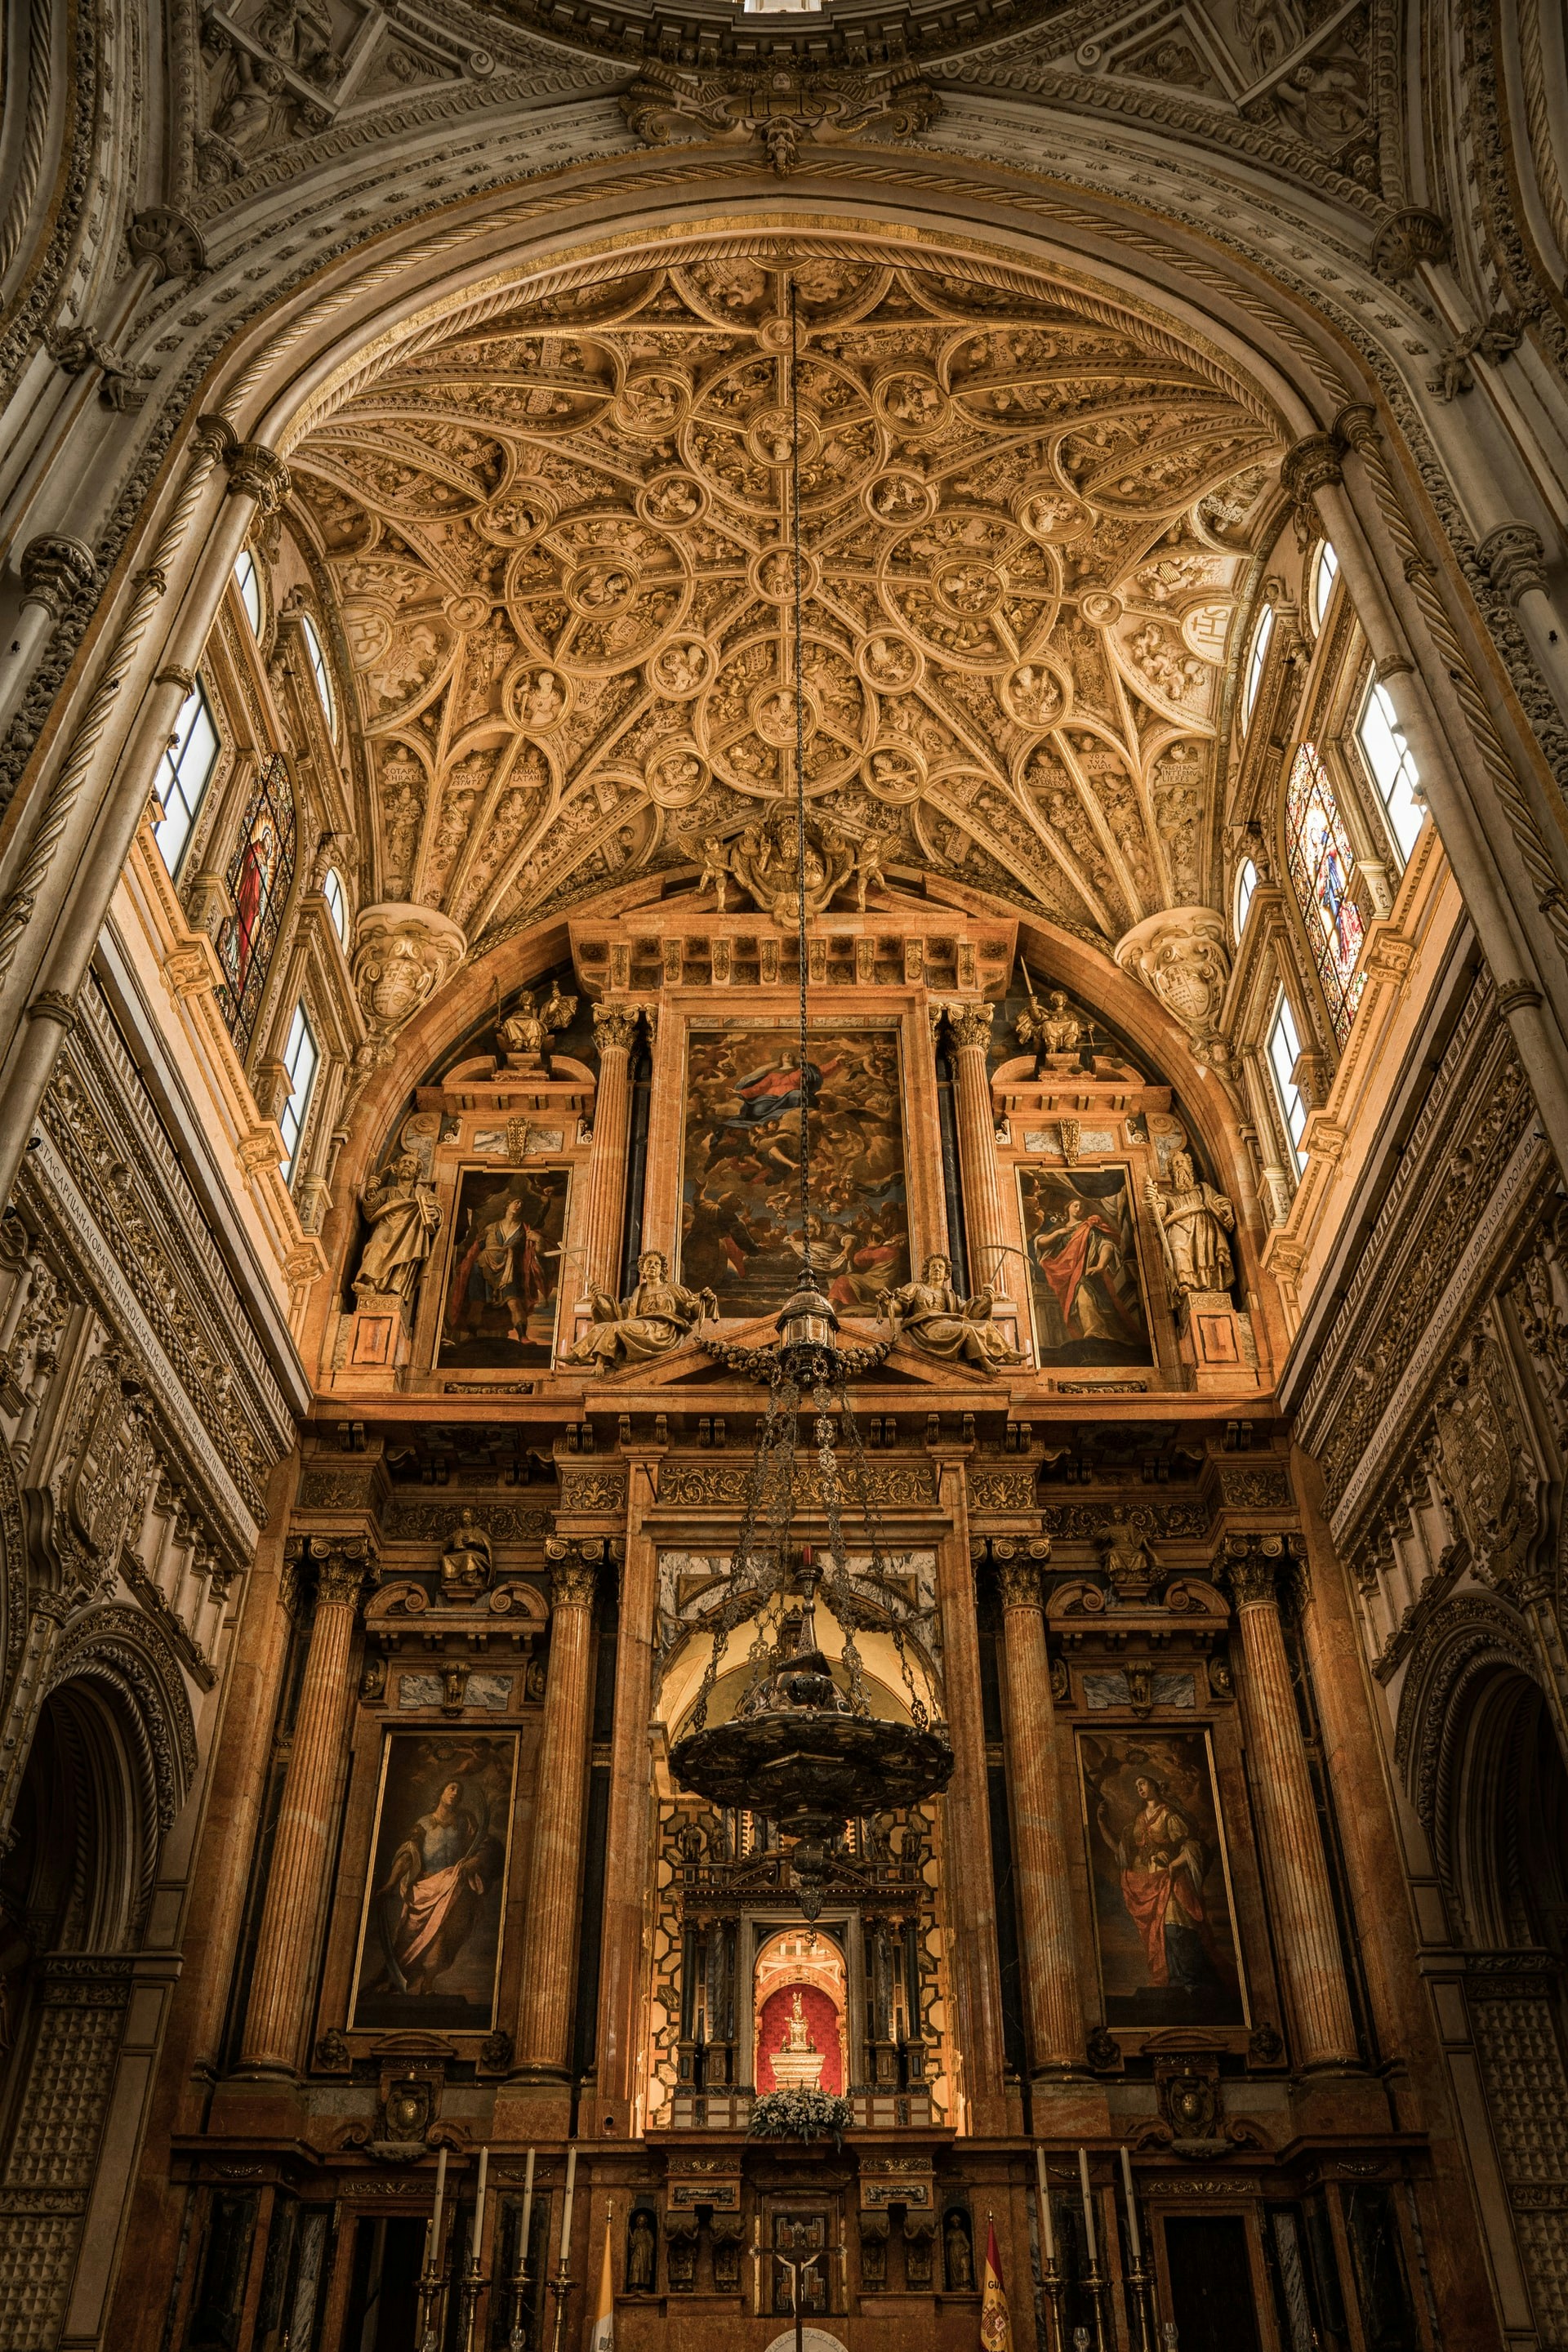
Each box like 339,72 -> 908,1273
289,247 -> 1285,954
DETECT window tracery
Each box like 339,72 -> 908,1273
1285,742 -> 1365,1045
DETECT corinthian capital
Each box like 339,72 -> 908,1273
942,1001 -> 994,1054
550,1561 -> 599,1611
227,440 -> 292,515
20,535 -> 99,617
592,1004 -> 640,1055
996,1558 -> 1044,1612
314,1537 -> 372,1607
1220,1530 -> 1298,1610
1280,434 -> 1343,512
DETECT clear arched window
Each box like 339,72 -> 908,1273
1310,541 -> 1339,634
1234,858 -> 1259,939
216,754 -> 296,1056
1267,991 -> 1308,1174
1356,677 -> 1425,864
234,549 -> 264,636
1285,742 -> 1365,1045
298,612 -> 336,733
1242,604 -> 1274,728
322,866 -> 348,947
278,1002 -> 318,1183
154,680 -> 220,879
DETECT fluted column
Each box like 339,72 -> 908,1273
1224,1532 -> 1358,2069
514,1544 -> 599,2075
942,1003 -> 1023,1323
934,1460 -> 1008,2133
581,1005 -> 641,1294
595,1481 -> 657,2129
994,1545 -> 1081,2073
240,1537 -> 368,2074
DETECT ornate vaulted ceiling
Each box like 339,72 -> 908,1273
292,252 -> 1284,957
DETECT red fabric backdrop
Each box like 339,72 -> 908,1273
755,1981 -> 844,2094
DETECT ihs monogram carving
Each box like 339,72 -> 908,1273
287,251 -> 1277,955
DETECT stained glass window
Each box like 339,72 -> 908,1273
1285,742 -> 1365,1044
216,753 -> 296,1057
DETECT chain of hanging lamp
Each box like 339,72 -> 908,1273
670,285 -> 954,1913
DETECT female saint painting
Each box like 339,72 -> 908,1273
439,1168 -> 570,1365
1018,1167 -> 1152,1367
1077,1731 -> 1246,2029
350,1735 -> 516,2034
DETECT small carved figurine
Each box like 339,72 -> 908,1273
440,1507 -> 493,1599
627,2209 -> 657,2292
1015,969 -> 1090,1067
1144,1148 -> 1236,1300
886,1254 -> 1025,1372
498,980 -> 577,1070
565,1251 -> 715,1370
353,1152 -> 442,1305
943,2211 -> 973,2292
1097,1503 -> 1157,1599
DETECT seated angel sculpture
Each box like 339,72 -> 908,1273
885,1254 -> 1025,1371
565,1251 -> 716,1370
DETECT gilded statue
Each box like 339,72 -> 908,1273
565,1251 -> 715,1370
440,1508 -> 493,1600
354,1152 -> 442,1306
1144,1149 -> 1236,1300
886,1254 -> 1025,1372
703,811 -> 856,924
1015,969 -> 1090,1066
498,981 -> 577,1069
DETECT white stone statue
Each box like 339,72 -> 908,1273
1144,1150 -> 1236,1301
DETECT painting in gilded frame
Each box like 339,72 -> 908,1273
1076,1727 -> 1248,2029
1016,1165 -> 1153,1368
679,1026 -> 909,1319
349,1731 -> 517,2035
437,1165 -> 571,1368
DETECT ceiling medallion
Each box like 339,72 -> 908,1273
669,286 -> 954,1918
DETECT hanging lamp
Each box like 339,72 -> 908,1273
668,283 -> 955,1920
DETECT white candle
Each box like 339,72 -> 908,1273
1078,2148 -> 1098,2266
432,2145 -> 448,2258
1120,2146 -> 1142,2263
519,2148 -> 536,2264
474,2145 -> 488,2259
559,2145 -> 577,2265
1036,2147 -> 1054,2262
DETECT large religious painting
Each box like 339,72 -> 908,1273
1016,1166 -> 1153,1367
679,1025 -> 908,1319
1076,1729 -> 1248,2030
437,1167 -> 571,1367
349,1732 -> 517,2034
753,1927 -> 849,2096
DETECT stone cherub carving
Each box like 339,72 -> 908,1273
354,1152 -> 442,1307
565,1251 -> 715,1371
1144,1149 -> 1236,1302
886,1254 -> 1024,1372
498,981 -> 577,1070
440,1508 -> 493,1600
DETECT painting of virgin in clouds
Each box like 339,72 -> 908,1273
350,1735 -> 516,2034
1077,1730 -> 1247,2029
1017,1165 -> 1152,1367
679,1027 -> 909,1319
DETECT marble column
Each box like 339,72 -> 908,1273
934,1461 -> 1009,2134
514,1545 -> 599,2076
240,1538 -> 368,2075
594,1477 -> 657,2129
995,1547 -> 1081,2074
942,1003 -> 1022,1322
581,1005 -> 641,1294
1224,1531 -> 1358,2069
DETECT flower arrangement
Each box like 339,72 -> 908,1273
747,2086 -> 854,2145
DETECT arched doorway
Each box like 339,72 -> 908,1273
0,1669 -> 166,2345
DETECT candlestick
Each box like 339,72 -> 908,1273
508,2150 -> 536,2352
475,2147 -> 489,2249
459,2150 -> 490,2352
559,2145 -> 577,2265
1120,2147 -> 1142,2261
1036,2147 -> 1054,2261
418,2149 -> 452,2352
1077,2148 -> 1098,2266
434,2145 -> 449,2251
